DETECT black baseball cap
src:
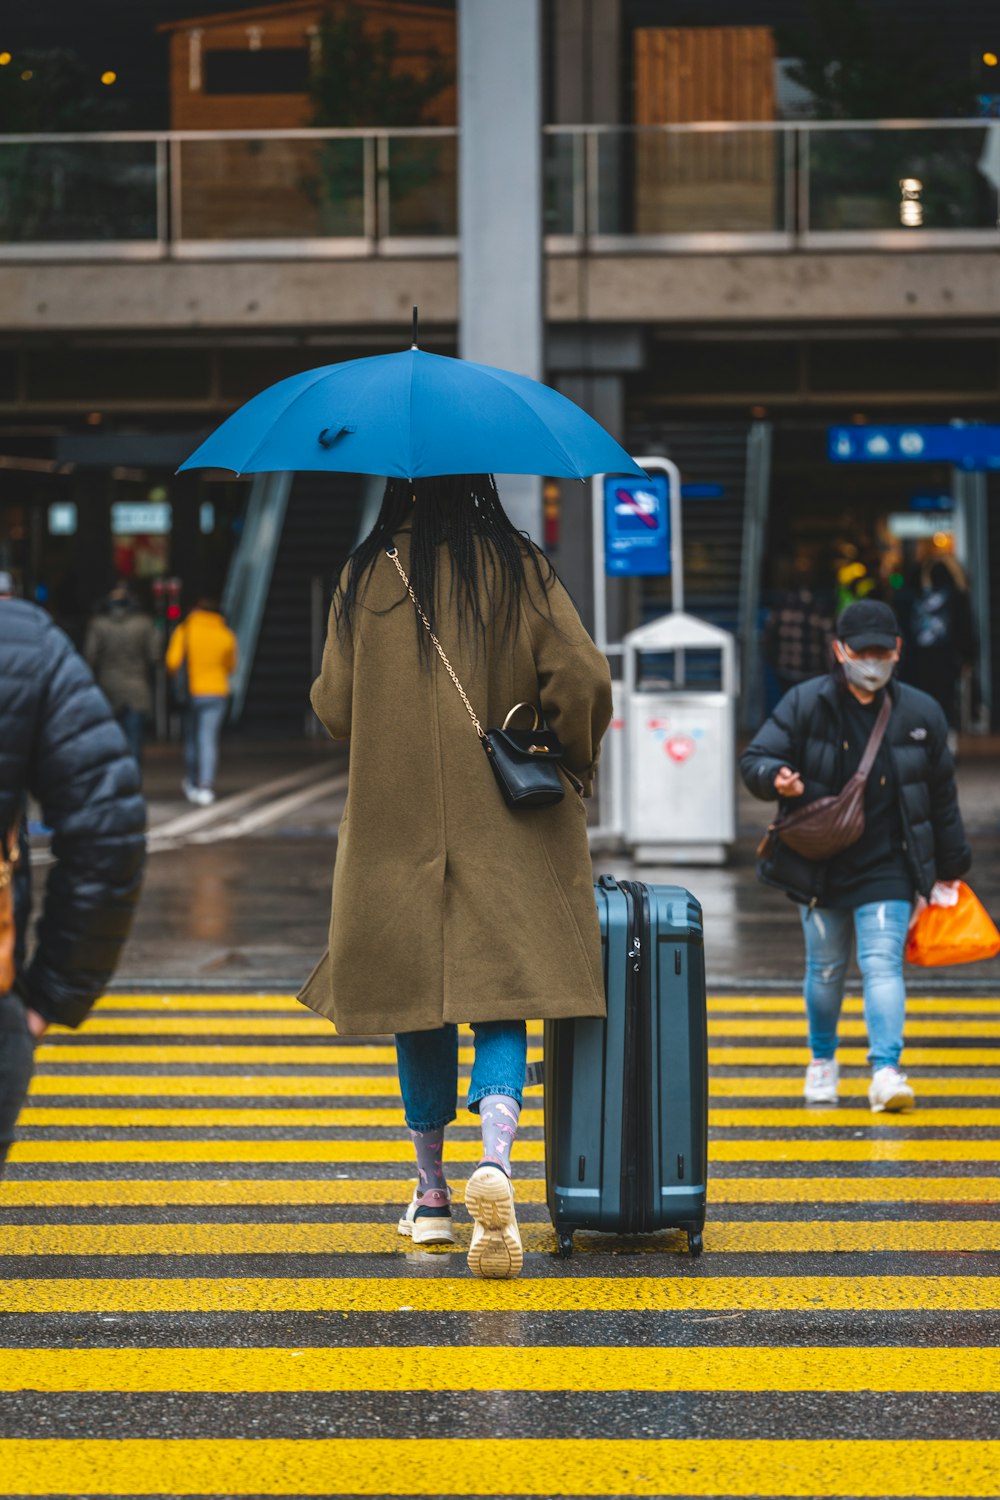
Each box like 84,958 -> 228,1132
836,599 -> 899,650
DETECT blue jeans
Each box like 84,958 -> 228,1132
183,696 -> 228,790
0,993 -> 34,1174
395,1021 -> 527,1132
799,900 -> 911,1071
117,706 -> 145,767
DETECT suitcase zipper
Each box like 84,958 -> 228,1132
620,882 -> 652,1234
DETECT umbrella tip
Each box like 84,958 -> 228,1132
411,305 -> 419,350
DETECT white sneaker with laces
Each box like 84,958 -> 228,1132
464,1164 -> 523,1279
869,1066 -> 915,1114
804,1058 -> 839,1105
397,1187 -> 455,1246
193,787 -> 215,807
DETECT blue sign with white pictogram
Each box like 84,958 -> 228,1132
829,424 -> 1000,470
604,473 -> 670,577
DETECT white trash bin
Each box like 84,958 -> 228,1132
623,611 -> 738,865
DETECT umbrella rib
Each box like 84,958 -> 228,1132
473,365 -> 587,477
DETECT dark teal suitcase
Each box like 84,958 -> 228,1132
544,876 -> 708,1257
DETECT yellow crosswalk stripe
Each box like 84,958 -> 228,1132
31,1042 -> 996,1066
4,1275 -> 997,1313
2,1220 -> 996,1256
10,1136 -> 997,1163
0,1346 -> 994,1393
56,1014 -> 1000,1038
91,992 -> 1000,1016
33,1045 -> 545,1066
706,997 -> 1000,1014
710,1019 -> 1000,1037
16,1104 -> 1000,1128
25,1072 -> 1000,1099
1,1438 -> 998,1497
709,1076 -> 1000,1097
2,1176 -> 997,1207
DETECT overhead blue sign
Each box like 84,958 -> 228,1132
604,473 -> 670,577
829,424 -> 1000,470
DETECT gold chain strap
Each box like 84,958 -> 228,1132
386,548 -> 486,740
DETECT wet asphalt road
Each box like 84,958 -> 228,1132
113,740 -> 1000,993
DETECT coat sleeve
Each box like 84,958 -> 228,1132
165,623 -> 184,675
310,599 -> 354,741
223,625 -> 239,677
525,571 -> 612,797
18,623 -> 147,1028
740,688 -> 802,801
923,701 -> 972,881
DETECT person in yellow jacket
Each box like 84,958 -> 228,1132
165,598 -> 238,806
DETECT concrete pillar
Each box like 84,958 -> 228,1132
551,0 -> 623,124
458,0 -> 543,540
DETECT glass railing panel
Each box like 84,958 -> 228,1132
176,136 -> 365,241
383,134 -> 456,237
614,127 -> 785,235
807,126 -> 999,232
544,132 -> 577,235
0,140 -> 159,243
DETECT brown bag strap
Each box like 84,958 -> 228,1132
855,691 -> 893,783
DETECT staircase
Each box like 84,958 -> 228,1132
239,473 -> 367,735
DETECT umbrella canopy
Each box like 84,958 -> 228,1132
178,348 -> 644,480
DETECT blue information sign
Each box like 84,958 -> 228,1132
829,424 -> 1000,470
604,474 -> 670,577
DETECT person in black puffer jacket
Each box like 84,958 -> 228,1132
741,599 -> 971,1116
0,599 -> 146,1169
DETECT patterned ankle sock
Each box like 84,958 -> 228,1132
409,1129 -> 448,1207
478,1094 -> 520,1176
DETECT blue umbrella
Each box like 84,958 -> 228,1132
179,346 -> 644,480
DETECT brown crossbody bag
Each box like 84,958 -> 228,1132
0,814 -> 22,995
757,692 -> 892,863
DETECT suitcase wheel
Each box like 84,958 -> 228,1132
687,1229 -> 703,1257
557,1231 -> 575,1259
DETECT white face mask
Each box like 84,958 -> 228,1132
839,650 -> 895,693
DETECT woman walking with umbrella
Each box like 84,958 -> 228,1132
300,474 -> 612,1277
179,326 -> 644,1277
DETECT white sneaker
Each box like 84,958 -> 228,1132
804,1058 -> 839,1106
869,1066 -> 915,1114
397,1187 -> 455,1246
193,787 -> 215,807
464,1164 -> 523,1279
182,780 -> 199,804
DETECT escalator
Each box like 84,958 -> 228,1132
227,473 -> 369,736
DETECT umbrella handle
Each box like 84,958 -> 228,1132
318,424 -> 357,448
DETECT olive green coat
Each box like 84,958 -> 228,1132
299,535 -> 613,1036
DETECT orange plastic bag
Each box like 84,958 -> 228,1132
905,881 -> 1000,967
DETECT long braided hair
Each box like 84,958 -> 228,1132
334,474 -> 555,663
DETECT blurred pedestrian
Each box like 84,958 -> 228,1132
301,475 -> 612,1278
763,560 -> 835,699
165,597 -> 238,807
902,555 -> 973,744
0,596 -> 145,1173
741,599 -> 971,1114
84,582 -> 161,767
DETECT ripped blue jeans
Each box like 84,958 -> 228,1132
799,900 -> 911,1071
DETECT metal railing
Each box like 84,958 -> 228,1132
0,120 -> 997,259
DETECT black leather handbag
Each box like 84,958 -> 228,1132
386,547 -> 567,810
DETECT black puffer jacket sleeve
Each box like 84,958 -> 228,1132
2,604 -> 146,1027
921,701 -> 972,882
740,687 -> 803,801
